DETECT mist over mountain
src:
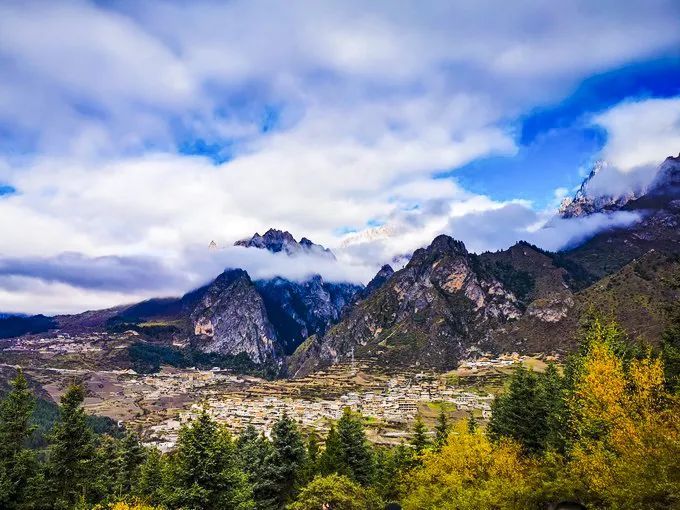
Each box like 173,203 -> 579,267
2,153 -> 678,375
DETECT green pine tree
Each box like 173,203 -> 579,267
487,366 -> 547,453
236,425 -> 278,510
135,447 -> 165,505
372,446 -> 408,503
434,408 -> 450,450
119,431 -> 146,492
45,384 -> 97,509
303,431 -> 320,483
335,408 -> 374,486
0,370 -> 37,510
410,414 -> 429,455
318,424 -> 342,477
539,362 -> 567,451
92,433 -> 126,502
270,414 -> 306,507
168,410 -> 254,510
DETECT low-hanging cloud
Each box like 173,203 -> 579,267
0,252 -> 185,293
0,245 -> 379,315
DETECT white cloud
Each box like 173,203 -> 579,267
595,97 -> 680,172
0,0 -> 678,313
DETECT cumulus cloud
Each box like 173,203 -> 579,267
595,97 -> 680,172
445,202 -> 641,254
0,0 -> 678,313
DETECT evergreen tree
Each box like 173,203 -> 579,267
335,408 -> 374,486
487,366 -> 548,453
167,410 -> 254,510
136,447 -> 165,506
410,414 -> 429,455
0,370 -> 37,510
434,408 -> 449,450
45,383 -> 96,509
466,413 -> 478,434
373,445 -> 412,503
120,431 -> 146,493
318,424 -> 343,477
236,425 -> 277,510
270,414 -> 306,508
92,433 -> 125,502
538,363 -> 567,451
303,431 -> 320,483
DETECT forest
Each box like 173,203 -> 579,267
1,312 -> 679,510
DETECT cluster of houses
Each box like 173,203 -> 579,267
3,332 -> 107,354
143,370 -> 494,450
457,352 -> 525,370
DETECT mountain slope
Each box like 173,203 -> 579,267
289,155 -> 680,376
255,276 -> 360,355
288,235 -> 522,376
96,230 -> 361,363
190,269 -> 279,363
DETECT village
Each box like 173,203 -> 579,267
1,332 -> 546,450
141,363 -> 501,450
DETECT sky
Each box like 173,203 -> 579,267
0,0 -> 679,314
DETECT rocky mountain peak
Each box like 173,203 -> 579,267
354,264 -> 394,302
651,153 -> 680,191
558,161 -> 638,218
409,234 -> 468,269
559,155 -> 680,218
235,228 -> 335,259
190,268 -> 279,364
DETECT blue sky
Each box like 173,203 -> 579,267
0,0 -> 679,313
454,56 -> 680,206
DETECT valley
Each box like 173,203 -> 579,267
1,327 -> 547,449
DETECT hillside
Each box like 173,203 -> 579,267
288,156 -> 680,376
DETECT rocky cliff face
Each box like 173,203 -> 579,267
190,269 -> 279,363
255,276 -> 360,355
288,235 -> 523,376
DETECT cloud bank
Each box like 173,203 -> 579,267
0,1 -> 678,313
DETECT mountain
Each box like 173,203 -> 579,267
288,155 -> 680,376
0,314 -> 57,339
287,235 -> 524,376
559,154 -> 680,218
235,228 -> 335,259
254,276 -> 359,355
555,154 -> 680,287
94,230 -> 362,364
352,264 -> 394,302
558,161 -> 642,218
190,269 -> 279,363
5,157 -> 680,376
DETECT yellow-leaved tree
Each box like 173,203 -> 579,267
560,336 -> 680,509
401,421 -> 541,510
106,503 -> 163,510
